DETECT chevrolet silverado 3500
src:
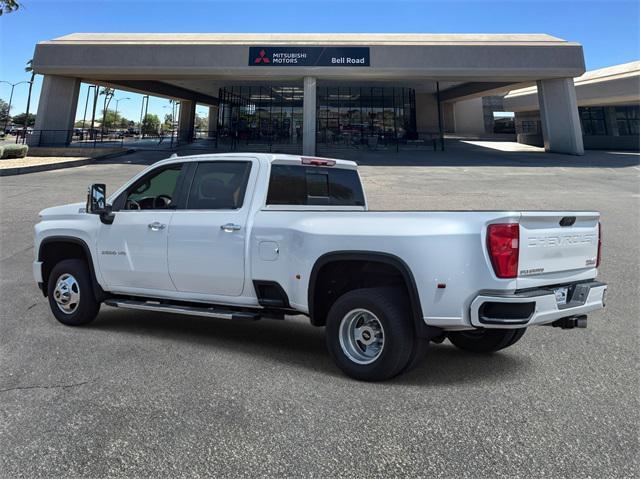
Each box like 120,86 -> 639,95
34,153 -> 606,380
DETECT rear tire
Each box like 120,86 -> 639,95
326,287 -> 415,381
402,336 -> 430,373
47,259 -> 100,326
448,328 -> 526,353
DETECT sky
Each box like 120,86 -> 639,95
0,0 -> 638,124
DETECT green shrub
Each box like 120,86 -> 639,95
1,144 -> 28,159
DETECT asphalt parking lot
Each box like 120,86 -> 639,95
1,145 -> 638,478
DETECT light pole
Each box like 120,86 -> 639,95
89,87 -> 99,141
22,75 -> 36,143
171,100 -> 180,147
113,97 -> 130,130
0,80 -> 32,133
81,85 -> 96,133
139,95 -> 149,138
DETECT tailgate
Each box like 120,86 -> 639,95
518,212 -> 600,278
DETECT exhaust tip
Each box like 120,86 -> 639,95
575,316 -> 588,328
552,315 -> 588,329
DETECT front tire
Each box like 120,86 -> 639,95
326,287 -> 415,381
47,259 -> 100,326
448,328 -> 526,353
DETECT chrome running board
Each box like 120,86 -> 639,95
104,299 -> 261,321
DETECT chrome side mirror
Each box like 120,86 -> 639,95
87,183 -> 115,224
87,183 -> 107,214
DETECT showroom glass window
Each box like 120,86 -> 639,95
217,86 -> 304,146
519,120 -> 539,134
579,107 -> 607,135
315,87 -> 417,147
615,105 -> 639,135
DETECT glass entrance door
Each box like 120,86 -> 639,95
218,86 -> 304,152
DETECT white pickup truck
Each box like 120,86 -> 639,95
34,153 -> 606,380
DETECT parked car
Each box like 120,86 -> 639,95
33,153 -> 606,380
14,127 -> 34,138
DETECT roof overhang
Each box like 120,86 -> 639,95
504,60 -> 640,111
33,32 -> 585,80
32,33 -> 586,103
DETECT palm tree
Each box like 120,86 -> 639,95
0,0 -> 21,15
169,99 -> 179,135
99,87 -> 115,133
22,59 -> 35,141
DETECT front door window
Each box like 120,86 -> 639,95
124,164 -> 183,210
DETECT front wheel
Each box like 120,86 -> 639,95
448,328 -> 526,353
47,259 -> 100,326
325,287 -> 415,381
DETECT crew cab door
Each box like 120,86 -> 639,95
167,159 -> 257,296
97,163 -> 187,292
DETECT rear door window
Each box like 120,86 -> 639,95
266,165 -> 365,206
186,161 -> 252,210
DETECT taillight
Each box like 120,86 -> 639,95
596,221 -> 602,267
487,223 -> 520,279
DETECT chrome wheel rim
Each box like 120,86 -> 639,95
338,308 -> 385,365
53,273 -> 80,314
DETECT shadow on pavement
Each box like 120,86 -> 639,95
395,343 -> 533,386
93,140 -> 640,168
90,308 -> 531,385
325,141 -> 640,168
91,308 -> 338,374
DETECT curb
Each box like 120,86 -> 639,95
0,149 -> 135,176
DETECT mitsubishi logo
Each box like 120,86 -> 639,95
254,49 -> 271,64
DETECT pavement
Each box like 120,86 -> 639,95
0,156 -> 93,177
0,144 -> 638,478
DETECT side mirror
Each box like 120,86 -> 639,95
87,183 -> 107,214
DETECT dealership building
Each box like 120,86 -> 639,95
31,33 -> 589,155
505,61 -> 639,151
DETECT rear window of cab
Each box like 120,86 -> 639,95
266,164 -> 365,206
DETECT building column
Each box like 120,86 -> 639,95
208,106 -> 218,138
443,102 -> 455,133
302,76 -> 316,156
29,75 -> 80,146
178,100 -> 196,143
414,93 -> 439,134
537,78 -> 584,155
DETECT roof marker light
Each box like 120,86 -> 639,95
301,157 -> 336,167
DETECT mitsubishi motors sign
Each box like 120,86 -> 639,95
249,46 -> 370,67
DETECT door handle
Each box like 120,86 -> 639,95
220,223 -> 241,232
148,221 -> 166,231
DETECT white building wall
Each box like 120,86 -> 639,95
452,97 -> 485,134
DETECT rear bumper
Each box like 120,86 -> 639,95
470,280 -> 607,329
